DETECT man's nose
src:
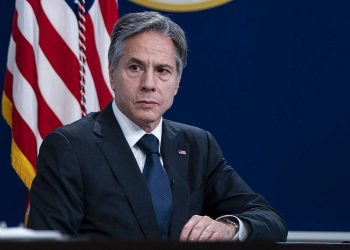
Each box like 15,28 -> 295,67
140,70 -> 156,91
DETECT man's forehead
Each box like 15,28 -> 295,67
123,31 -> 175,51
121,33 -> 177,63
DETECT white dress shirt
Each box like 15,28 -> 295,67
111,101 -> 249,241
112,101 -> 163,172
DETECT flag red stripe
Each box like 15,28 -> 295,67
4,69 -> 13,103
3,1 -> 17,104
12,106 -> 38,166
26,0 -> 81,103
85,14 -> 112,109
12,10 -> 63,138
98,0 -> 119,35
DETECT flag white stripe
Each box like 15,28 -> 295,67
17,0 -> 81,125
89,0 -> 113,95
85,64 -> 100,113
36,48 -> 82,124
15,0 -> 38,51
6,36 -> 16,75
13,2 -> 42,150
41,0 -> 79,58
12,53 -> 43,151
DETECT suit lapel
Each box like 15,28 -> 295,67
161,121 -> 191,240
93,103 -> 162,239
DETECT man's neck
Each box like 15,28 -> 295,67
111,101 -> 163,146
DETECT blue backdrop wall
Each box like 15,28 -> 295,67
1,0 -> 350,231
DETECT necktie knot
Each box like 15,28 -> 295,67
137,134 -> 159,155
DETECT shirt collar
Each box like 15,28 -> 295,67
111,101 -> 163,149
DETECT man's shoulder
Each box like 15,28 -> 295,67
164,119 -> 203,131
163,119 -> 209,139
50,111 -> 99,139
60,111 -> 97,129
45,102 -> 116,143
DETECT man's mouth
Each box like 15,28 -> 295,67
136,100 -> 159,108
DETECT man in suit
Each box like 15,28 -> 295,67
27,11 -> 287,241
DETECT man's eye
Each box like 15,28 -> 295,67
129,64 -> 141,71
157,68 -> 170,74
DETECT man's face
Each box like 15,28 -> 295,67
109,31 -> 180,132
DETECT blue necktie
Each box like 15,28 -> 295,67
137,134 -> 173,238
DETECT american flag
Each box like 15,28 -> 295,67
2,0 -> 119,190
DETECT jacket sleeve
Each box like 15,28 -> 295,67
202,131 -> 288,242
27,131 -> 84,236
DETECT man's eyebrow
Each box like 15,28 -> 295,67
127,57 -> 174,70
155,63 -> 173,69
127,57 -> 145,65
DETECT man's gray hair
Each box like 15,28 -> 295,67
108,11 -> 188,77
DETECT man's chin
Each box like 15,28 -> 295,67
132,113 -> 161,130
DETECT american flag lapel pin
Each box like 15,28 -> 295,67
178,149 -> 187,155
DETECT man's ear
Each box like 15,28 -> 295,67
109,62 -> 115,82
109,63 -> 116,91
174,79 -> 180,96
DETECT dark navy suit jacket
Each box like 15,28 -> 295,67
28,102 -> 287,241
